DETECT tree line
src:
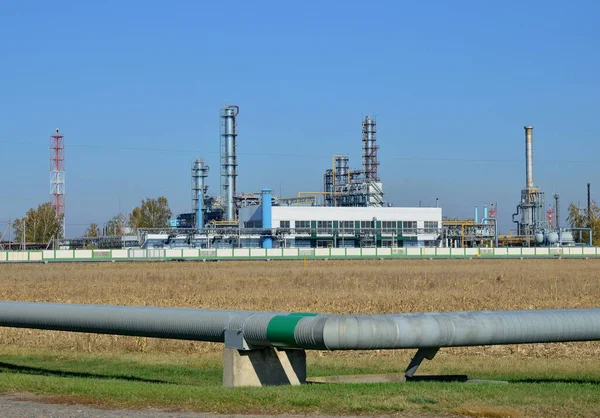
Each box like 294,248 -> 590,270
10,197 -> 172,242
7,195 -> 600,245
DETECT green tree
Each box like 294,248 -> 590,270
105,213 -> 126,236
129,197 -> 172,230
567,201 -> 600,246
12,202 -> 63,243
84,223 -> 101,238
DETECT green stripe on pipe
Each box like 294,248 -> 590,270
266,313 -> 318,348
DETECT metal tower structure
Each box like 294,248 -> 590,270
362,116 -> 379,181
334,155 -> 349,189
546,207 -> 555,228
50,128 -> 65,236
362,116 -> 384,207
488,202 -> 497,220
192,159 -> 209,230
324,169 -> 333,206
554,193 -> 560,230
322,116 -> 384,207
513,126 -> 545,236
332,155 -> 349,206
220,106 -> 239,221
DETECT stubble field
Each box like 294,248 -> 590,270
0,259 -> 599,417
0,259 -> 598,356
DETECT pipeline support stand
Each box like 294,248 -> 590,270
405,347 -> 439,378
223,329 -> 306,387
223,348 -> 306,387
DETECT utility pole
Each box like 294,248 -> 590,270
588,183 -> 591,228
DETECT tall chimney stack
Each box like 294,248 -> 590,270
588,183 -> 591,226
525,126 -> 534,189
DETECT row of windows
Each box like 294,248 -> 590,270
278,220 -> 440,234
244,220 -> 439,233
245,221 -> 262,228
280,220 -> 438,227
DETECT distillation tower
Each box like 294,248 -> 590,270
323,116 -> 384,207
362,116 -> 384,206
220,106 -> 239,221
192,159 -> 209,229
513,126 -> 545,235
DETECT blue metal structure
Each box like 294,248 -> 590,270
261,188 -> 273,249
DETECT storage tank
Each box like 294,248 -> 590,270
547,232 -> 559,244
534,233 -> 545,244
561,231 -> 575,246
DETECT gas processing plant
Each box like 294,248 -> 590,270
141,107 -> 442,250
134,107 -> 586,250
14,106 -> 590,251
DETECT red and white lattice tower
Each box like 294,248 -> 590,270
50,128 -> 65,236
488,202 -> 497,220
546,207 -> 555,228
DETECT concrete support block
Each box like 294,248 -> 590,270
223,348 -> 306,387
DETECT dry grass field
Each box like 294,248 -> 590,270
0,259 -> 599,358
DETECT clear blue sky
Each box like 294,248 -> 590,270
1,0 -> 598,236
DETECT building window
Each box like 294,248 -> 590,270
380,221 -> 396,234
360,220 -> 374,229
424,221 -> 438,234
317,221 -> 333,234
317,240 -> 332,248
402,221 -> 417,234
339,221 -> 354,232
280,221 -> 290,228
295,220 -> 311,234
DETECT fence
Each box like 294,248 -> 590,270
1,246 -> 599,263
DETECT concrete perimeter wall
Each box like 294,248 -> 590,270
1,246 -> 599,263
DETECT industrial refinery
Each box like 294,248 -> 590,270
130,107 -> 588,250
1,105 -> 592,252
142,106 -> 442,250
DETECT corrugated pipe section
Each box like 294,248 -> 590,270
0,302 -> 599,350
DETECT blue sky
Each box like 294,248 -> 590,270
1,0 -> 598,236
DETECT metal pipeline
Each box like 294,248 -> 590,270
0,302 -> 273,342
512,207 -> 521,231
481,217 -> 498,247
0,302 -> 599,351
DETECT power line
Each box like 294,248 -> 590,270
1,139 -> 598,164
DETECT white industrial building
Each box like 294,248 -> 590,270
239,205 -> 442,248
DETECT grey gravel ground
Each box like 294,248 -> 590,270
0,393 -> 446,418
